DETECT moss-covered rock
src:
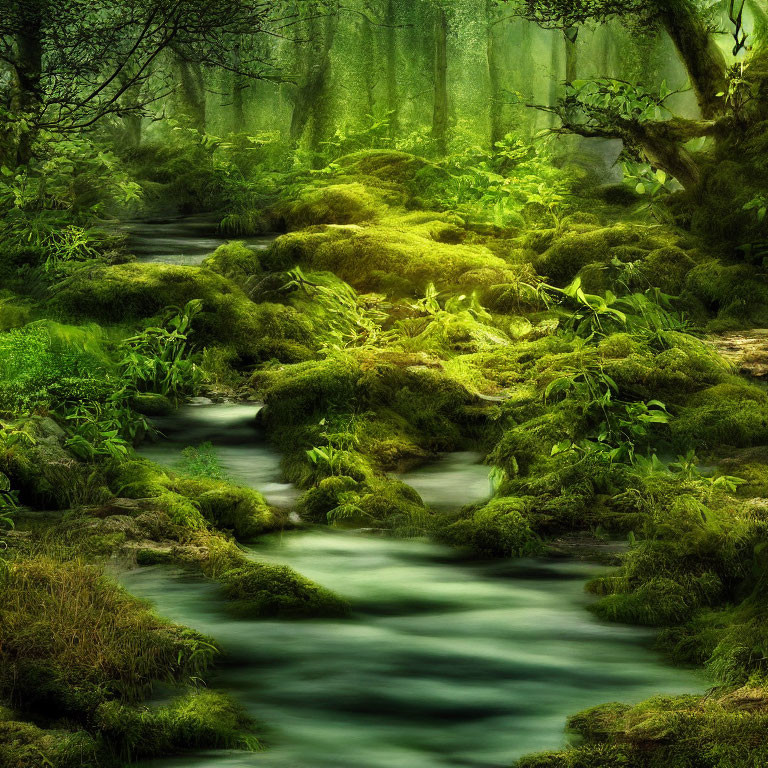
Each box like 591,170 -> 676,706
684,259 -> 768,330
0,715 -> 99,768
265,222 -> 517,295
442,496 -> 541,557
218,561 -> 350,618
535,224 -> 660,285
296,475 -> 360,523
274,182 -> 389,228
109,458 -> 283,539
48,263 -> 314,363
671,381 -> 768,448
203,240 -> 262,282
636,246 -> 697,295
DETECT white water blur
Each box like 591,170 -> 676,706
125,530 -> 704,768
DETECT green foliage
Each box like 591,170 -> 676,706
64,394 -> 149,461
178,442 -> 228,481
431,134 -> 572,227
0,321 -> 114,413
284,267 -> 393,351
0,471 -> 18,531
565,78 -> 677,124
118,300 -> 203,401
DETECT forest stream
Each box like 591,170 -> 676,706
6,4 -> 768,765
125,373 -> 702,768
123,214 -> 277,265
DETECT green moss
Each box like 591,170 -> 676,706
109,458 -> 283,538
296,475 -> 360,522
334,150 -> 437,188
636,247 -> 696,295
518,691 -> 768,768
218,561 -> 350,618
0,555 -> 217,718
442,496 -> 541,557
47,263 -> 314,364
684,259 -> 768,330
590,576 -> 698,626
671,381 -> 768,448
95,689 -> 258,757
534,224 -> 657,285
357,478 -> 428,533
1,419 -> 112,509
132,392 -> 174,417
253,355 -> 362,428
0,716 -> 99,768
0,321 -> 115,412
265,222 -> 518,296
274,182 -> 388,228
203,240 -> 262,282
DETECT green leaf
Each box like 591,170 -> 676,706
635,183 -> 646,195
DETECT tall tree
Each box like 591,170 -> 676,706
384,0 -> 400,139
486,0 -> 504,147
432,3 -> 449,155
288,3 -> 339,156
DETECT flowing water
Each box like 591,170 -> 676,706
123,214 -> 276,266
396,451 -> 493,510
125,223 -> 704,768
125,531 -> 703,768
137,400 -> 297,507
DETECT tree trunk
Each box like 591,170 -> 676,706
385,0 -> 399,140
173,52 -> 207,132
361,14 -> 377,116
548,30 -> 562,129
306,12 -> 338,159
519,20 -> 536,136
486,0 -> 503,148
638,124 -> 702,191
564,27 -> 578,84
289,7 -> 337,156
10,6 -> 43,165
747,0 -> 768,44
432,5 -> 449,156
658,0 -> 727,118
232,42 -> 246,133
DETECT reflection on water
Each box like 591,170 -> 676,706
137,400 -> 297,507
126,529 -> 703,768
123,214 -> 276,266
397,451 -> 493,510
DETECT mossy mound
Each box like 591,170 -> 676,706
1,417 -> 112,510
265,221 -> 516,296
516,692 -> 768,768
273,182 -> 389,229
441,497 -> 541,558
0,711 -> 99,768
47,263 -> 314,363
218,561 -> 350,618
671,381 -> 768,448
203,240 -> 262,282
109,458 -> 282,539
0,555 -> 216,717
683,258 -> 768,331
534,224 -> 671,285
334,150 -> 436,187
636,246 -> 697,295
